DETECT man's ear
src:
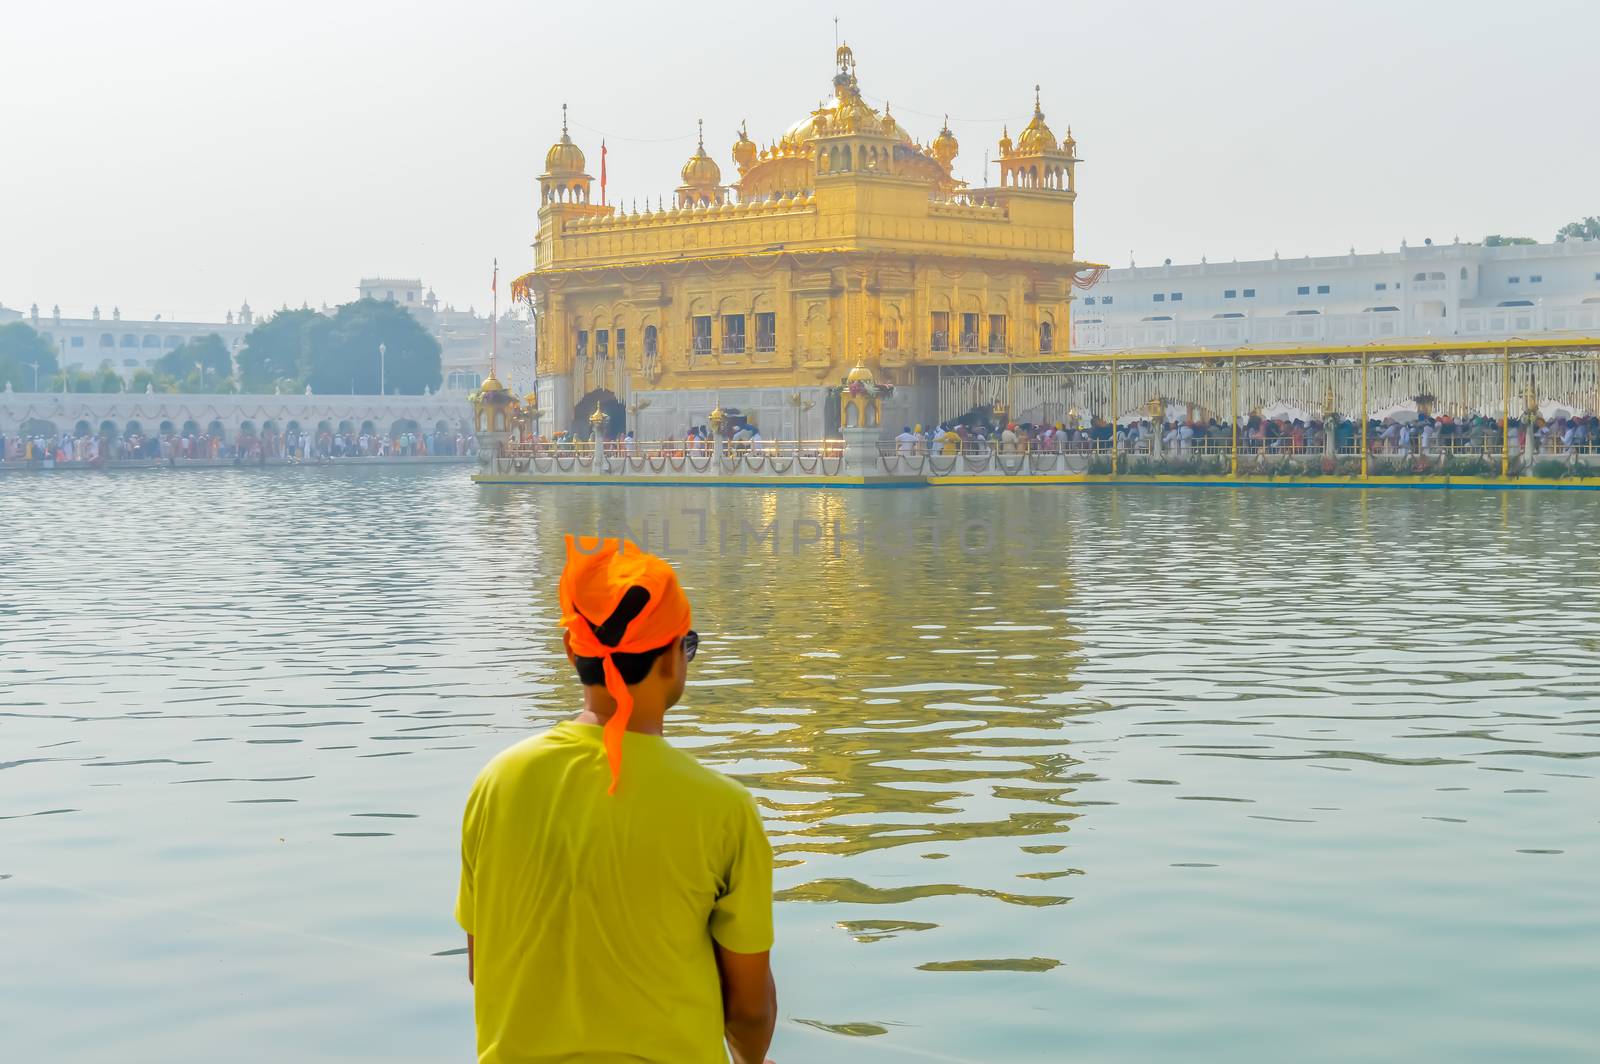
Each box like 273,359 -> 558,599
655,637 -> 682,680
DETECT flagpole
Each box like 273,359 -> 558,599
491,258 -> 499,380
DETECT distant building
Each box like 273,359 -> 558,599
14,302 -> 253,376
1075,238 -> 1600,352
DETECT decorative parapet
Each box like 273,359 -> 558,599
562,193 -> 818,234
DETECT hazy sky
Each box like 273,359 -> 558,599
4,0 -> 1594,324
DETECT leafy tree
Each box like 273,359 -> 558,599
130,369 -> 180,394
237,308 -> 323,392
0,321 -> 60,391
156,333 -> 233,388
1484,234 -> 1536,247
305,298 -> 441,395
94,363 -> 125,393
1556,216 -> 1600,242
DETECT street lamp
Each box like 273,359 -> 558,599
378,342 -> 387,396
24,361 -> 38,391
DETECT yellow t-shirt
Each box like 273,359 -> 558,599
456,720 -> 773,1064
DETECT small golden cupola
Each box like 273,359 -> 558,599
731,121 -> 758,174
930,115 -> 959,173
997,124 -> 1013,157
1016,85 -> 1058,153
997,86 -> 1076,192
676,119 -> 725,207
539,103 -> 593,205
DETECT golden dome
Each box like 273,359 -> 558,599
931,115 -> 958,169
544,104 -> 586,173
681,120 -> 722,187
481,369 -> 504,393
731,121 -> 757,172
997,124 -> 1013,156
1016,85 -> 1058,154
781,108 -> 830,150
845,357 -> 874,383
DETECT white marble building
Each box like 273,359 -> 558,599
14,302 -> 253,376
1073,238 -> 1600,352
0,387 -> 471,443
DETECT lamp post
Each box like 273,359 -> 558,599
787,391 -> 813,441
378,342 -> 386,396
24,361 -> 39,392
627,397 -> 651,439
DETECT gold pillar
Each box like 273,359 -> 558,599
1229,354 -> 1239,478
1109,358 -> 1119,476
1359,352 -> 1369,479
1500,343 -> 1511,479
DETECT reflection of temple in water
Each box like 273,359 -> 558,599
515,488 -> 1098,899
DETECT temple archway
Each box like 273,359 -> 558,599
573,388 -> 624,440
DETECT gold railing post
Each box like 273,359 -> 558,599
1500,343 -> 1511,479
1360,352 -> 1370,479
1229,353 -> 1239,478
1109,358 -> 1119,477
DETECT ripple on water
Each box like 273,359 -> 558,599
3,475 -> 1599,1063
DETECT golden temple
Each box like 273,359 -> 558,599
509,45 -> 1103,439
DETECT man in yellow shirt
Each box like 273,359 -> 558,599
456,536 -> 777,1064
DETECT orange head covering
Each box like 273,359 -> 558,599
559,536 -> 692,794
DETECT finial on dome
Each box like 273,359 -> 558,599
561,102 -> 568,135
697,117 -> 704,150
1034,84 -> 1042,113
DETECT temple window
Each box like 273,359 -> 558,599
930,312 -> 950,352
960,313 -> 980,353
721,314 -> 746,354
596,329 -> 609,359
883,319 -> 899,351
1039,321 -> 1054,354
100,333 -> 114,347
576,330 -> 588,359
644,325 -> 658,358
615,329 -> 626,362
691,316 -> 712,356
987,315 -> 1006,353
755,312 -> 776,352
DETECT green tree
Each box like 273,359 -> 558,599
1556,215 -> 1600,242
237,308 -> 323,392
156,333 -> 233,389
94,362 -> 125,393
130,368 -> 180,394
0,321 -> 60,391
1484,234 -> 1536,247
305,298 -> 441,395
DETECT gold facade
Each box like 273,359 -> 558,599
513,46 -> 1103,437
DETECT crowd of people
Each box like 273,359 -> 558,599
885,412 -> 1600,459
2,426 -> 477,465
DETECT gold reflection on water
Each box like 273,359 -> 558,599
507,486 -> 1094,913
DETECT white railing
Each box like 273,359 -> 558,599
491,439 -> 846,477
1073,303 -> 1600,352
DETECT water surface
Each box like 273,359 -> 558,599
2,469 -> 1597,1061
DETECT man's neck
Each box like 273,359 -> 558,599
574,687 -> 667,736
